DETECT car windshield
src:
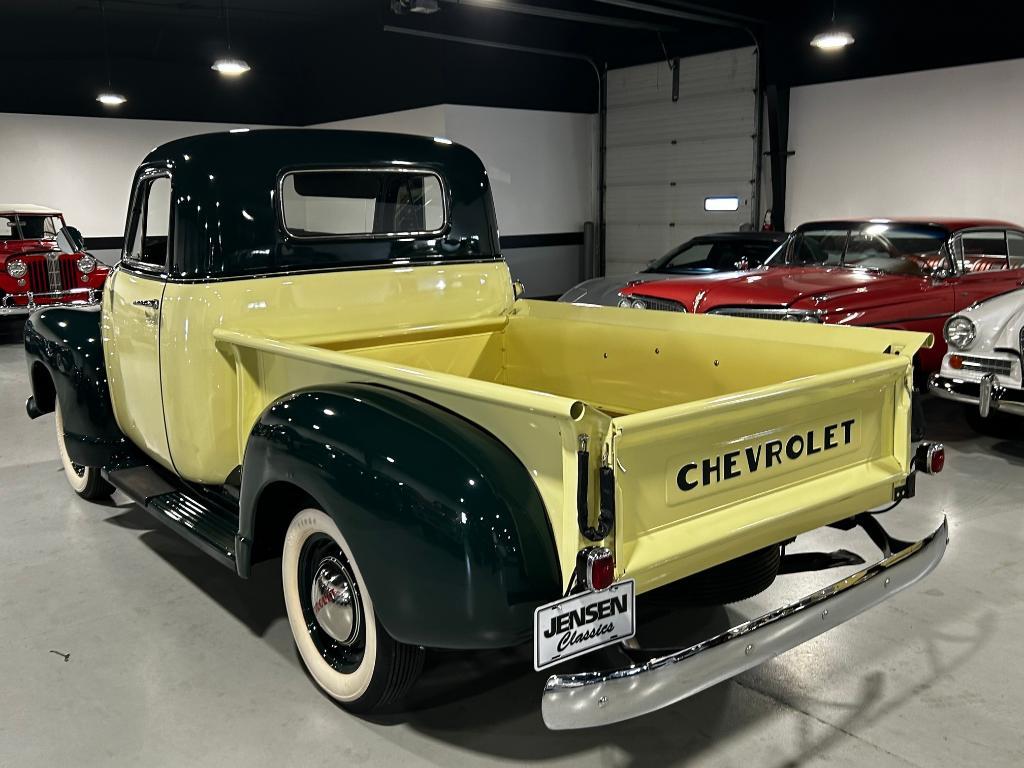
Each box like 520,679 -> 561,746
648,237 -> 783,274
771,224 -> 951,276
0,214 -> 62,242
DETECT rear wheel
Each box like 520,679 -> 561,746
282,508 -> 424,713
55,402 -> 114,500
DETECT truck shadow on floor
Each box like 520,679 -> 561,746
99,460 -> 993,765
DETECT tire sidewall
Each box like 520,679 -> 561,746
55,401 -> 91,494
282,508 -> 379,703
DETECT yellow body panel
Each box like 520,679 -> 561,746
101,268 -> 173,469
113,259 -> 930,593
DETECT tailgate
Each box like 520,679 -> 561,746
611,356 -> 918,594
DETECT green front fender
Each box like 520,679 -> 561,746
239,385 -> 562,650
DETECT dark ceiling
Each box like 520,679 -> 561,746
3,0 -> 1024,125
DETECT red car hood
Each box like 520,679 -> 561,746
0,239 -> 60,262
625,267 -> 926,313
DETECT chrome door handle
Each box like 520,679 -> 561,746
133,299 -> 160,309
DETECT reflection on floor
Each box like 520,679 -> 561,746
0,318 -> 1021,767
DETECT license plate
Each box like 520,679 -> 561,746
533,579 -> 636,671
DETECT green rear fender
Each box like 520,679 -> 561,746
239,384 -> 562,650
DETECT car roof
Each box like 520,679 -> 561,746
0,204 -> 62,216
796,218 -> 1024,233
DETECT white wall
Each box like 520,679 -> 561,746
312,105 -> 446,139
0,104 -> 595,243
443,105 -> 595,237
787,58 -> 1024,227
0,112 -> 267,239
318,104 -> 597,236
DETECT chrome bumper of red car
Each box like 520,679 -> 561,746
541,517 -> 948,730
0,288 -> 100,316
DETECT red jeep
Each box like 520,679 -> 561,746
0,205 -> 109,315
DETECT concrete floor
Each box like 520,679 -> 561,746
0,316 -> 1021,767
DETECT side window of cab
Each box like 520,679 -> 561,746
125,172 -> 172,272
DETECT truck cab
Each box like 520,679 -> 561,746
24,130 -> 947,728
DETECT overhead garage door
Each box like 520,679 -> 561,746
604,46 -> 758,275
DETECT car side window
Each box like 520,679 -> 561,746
126,174 -> 172,269
959,230 -> 1008,273
1007,232 -> 1024,269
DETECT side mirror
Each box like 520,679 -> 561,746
512,280 -> 526,299
56,226 -> 86,255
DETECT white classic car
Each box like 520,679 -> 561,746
930,287 -> 1024,417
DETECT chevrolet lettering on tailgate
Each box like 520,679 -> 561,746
677,418 -> 857,492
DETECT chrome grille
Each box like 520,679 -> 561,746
26,260 -> 48,293
956,356 -> 1013,376
633,295 -> 686,312
17,254 -> 79,295
59,255 -> 78,290
708,307 -> 821,322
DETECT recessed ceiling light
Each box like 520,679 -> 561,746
229,127 -> 250,133
810,29 -> 855,50
97,92 -> 127,106
212,57 -> 250,76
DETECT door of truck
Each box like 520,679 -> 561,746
103,168 -> 173,469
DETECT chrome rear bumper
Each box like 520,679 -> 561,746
0,288 -> 99,316
929,373 -> 1024,417
541,517 -> 948,730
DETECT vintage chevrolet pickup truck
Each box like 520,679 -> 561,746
24,130 -> 948,729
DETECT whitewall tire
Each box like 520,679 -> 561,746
55,402 -> 113,500
282,508 -> 424,712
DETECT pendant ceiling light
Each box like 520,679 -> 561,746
212,1 -> 250,76
810,0 -> 855,51
96,0 -> 127,106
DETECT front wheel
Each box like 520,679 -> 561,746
55,402 -> 114,500
282,508 -> 424,713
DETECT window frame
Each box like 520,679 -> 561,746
122,167 -> 174,275
276,166 -> 449,243
952,228 -> 1012,275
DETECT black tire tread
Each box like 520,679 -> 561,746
654,545 -> 782,606
78,470 -> 115,501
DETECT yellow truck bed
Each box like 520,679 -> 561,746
215,296 -> 929,594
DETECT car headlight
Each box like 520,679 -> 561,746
77,255 -> 97,274
6,259 -> 27,279
944,316 -> 976,349
617,296 -> 648,309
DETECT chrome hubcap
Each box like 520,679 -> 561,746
309,556 -> 360,645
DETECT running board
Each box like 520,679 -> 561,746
107,466 -> 239,570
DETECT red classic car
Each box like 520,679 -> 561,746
0,204 -> 109,315
619,218 -> 1024,376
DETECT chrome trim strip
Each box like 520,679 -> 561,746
541,517 -> 948,730
708,306 -> 823,322
929,374 -> 1024,416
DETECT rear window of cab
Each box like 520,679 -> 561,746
279,168 -> 446,240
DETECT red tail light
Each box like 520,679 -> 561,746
916,442 -> 945,474
582,547 -> 615,591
